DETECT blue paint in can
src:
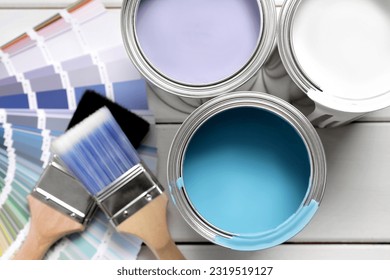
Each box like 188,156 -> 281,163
182,107 -> 311,235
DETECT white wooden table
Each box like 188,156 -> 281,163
1,0 -> 390,260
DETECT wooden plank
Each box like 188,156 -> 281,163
147,70 -> 274,124
138,244 -> 390,260
146,88 -> 197,124
360,108 -> 390,122
147,76 -> 390,124
155,123 -> 390,243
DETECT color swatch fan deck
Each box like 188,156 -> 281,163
0,0 -> 157,259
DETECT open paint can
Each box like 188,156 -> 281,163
167,92 -> 326,250
121,0 -> 276,98
279,0 -> 390,127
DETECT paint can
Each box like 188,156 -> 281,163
121,0 -> 277,98
278,0 -> 390,127
167,92 -> 326,250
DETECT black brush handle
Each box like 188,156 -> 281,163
67,90 -> 150,148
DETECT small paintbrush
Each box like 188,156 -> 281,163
52,107 -> 185,260
13,91 -> 150,259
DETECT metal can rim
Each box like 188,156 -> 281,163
121,0 -> 277,98
278,0 -> 390,114
167,91 -> 327,250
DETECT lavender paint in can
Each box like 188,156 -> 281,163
121,0 -> 276,98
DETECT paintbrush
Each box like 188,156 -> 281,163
13,91 -> 150,259
52,107 -> 185,260
12,156 -> 95,260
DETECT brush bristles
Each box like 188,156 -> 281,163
52,107 -> 141,195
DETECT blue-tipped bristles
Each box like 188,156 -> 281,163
52,107 -> 141,195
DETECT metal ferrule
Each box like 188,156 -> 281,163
31,156 -> 97,225
96,163 -> 164,227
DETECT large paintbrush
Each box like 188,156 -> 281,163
13,91 -> 149,259
52,107 -> 184,260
